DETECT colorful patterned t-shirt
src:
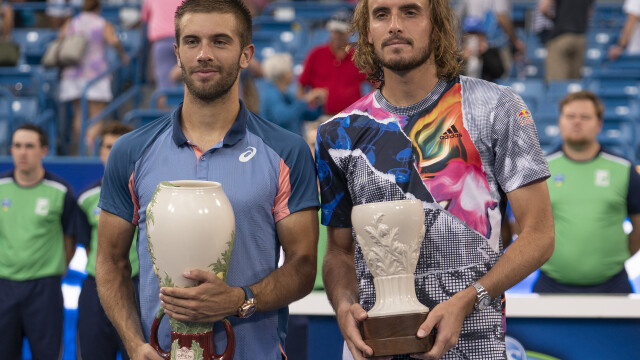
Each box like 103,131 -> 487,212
316,76 -> 550,359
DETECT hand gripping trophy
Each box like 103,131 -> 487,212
351,199 -> 435,356
146,181 -> 235,360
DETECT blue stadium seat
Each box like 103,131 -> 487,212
123,108 -> 171,128
12,28 -> 58,65
546,80 -> 586,102
262,1 -> 355,21
150,86 -> 184,109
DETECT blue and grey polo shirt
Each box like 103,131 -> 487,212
99,101 -> 319,359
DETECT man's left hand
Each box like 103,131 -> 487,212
410,287 -> 476,360
159,269 -> 244,323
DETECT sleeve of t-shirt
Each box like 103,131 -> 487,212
491,86 -> 551,193
315,121 -> 354,228
61,186 -> 78,237
272,135 -> 320,223
624,0 -> 640,16
99,139 -> 137,224
298,50 -> 316,88
627,165 -> 640,215
141,0 -> 150,22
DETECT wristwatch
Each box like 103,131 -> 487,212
471,282 -> 491,311
237,286 -> 257,318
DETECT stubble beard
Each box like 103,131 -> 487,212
376,40 -> 433,72
181,56 -> 241,103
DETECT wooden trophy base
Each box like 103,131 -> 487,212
361,312 -> 434,357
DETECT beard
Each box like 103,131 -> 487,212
181,56 -> 241,103
375,35 -> 433,72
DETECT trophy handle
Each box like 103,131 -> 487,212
211,318 -> 235,360
150,307 -> 170,359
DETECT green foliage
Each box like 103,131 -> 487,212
208,231 -> 235,282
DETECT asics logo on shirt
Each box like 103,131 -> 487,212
440,124 -> 463,140
239,147 -> 257,162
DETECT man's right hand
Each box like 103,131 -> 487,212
337,303 -> 392,360
129,343 -> 164,360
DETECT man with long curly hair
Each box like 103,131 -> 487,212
316,0 -> 555,358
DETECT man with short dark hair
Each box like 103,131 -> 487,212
76,122 -> 137,360
317,0 -> 554,358
96,1 -> 320,359
535,91 -> 640,293
0,124 -> 78,359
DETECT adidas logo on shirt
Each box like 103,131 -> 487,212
440,124 -> 463,140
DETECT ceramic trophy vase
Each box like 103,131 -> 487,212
146,180 -> 236,360
351,199 -> 434,356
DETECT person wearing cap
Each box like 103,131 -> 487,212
461,16 -> 505,82
298,9 -> 368,118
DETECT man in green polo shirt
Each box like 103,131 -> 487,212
0,124 -> 79,359
76,122 -> 139,359
535,91 -> 640,293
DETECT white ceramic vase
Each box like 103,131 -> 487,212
351,199 -> 429,317
146,180 -> 236,360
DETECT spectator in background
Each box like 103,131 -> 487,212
1,0 -> 14,38
608,0 -> 640,60
535,91 -> 640,294
58,0 -> 128,156
298,9 -> 367,118
260,53 -> 326,135
533,0 -> 554,45
0,124 -> 79,360
461,16 -> 505,82
540,0 -> 594,82
76,122 -> 139,360
457,0 -> 526,70
142,0 -> 183,109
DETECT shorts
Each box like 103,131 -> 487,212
60,76 -> 113,103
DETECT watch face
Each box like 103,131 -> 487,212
241,303 -> 257,318
478,297 -> 491,310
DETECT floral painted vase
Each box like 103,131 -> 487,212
146,180 -> 236,360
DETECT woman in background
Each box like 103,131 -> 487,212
58,0 -> 128,155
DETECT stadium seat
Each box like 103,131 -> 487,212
150,86 -> 184,109
123,108 -> 171,128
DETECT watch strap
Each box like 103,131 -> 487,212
241,285 -> 254,300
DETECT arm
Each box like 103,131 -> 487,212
539,0 -> 555,19
159,208 -> 319,322
104,22 -> 129,64
96,210 -> 162,360
323,226 -> 377,359
415,179 -> 554,359
496,13 -> 525,55
629,214 -> 640,256
1,3 -> 13,38
608,12 -> 639,60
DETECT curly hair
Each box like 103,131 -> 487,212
351,0 -> 462,86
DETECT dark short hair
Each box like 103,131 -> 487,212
100,121 -> 133,138
14,124 -> 48,148
83,0 -> 100,12
559,90 -> 604,121
175,0 -> 253,49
